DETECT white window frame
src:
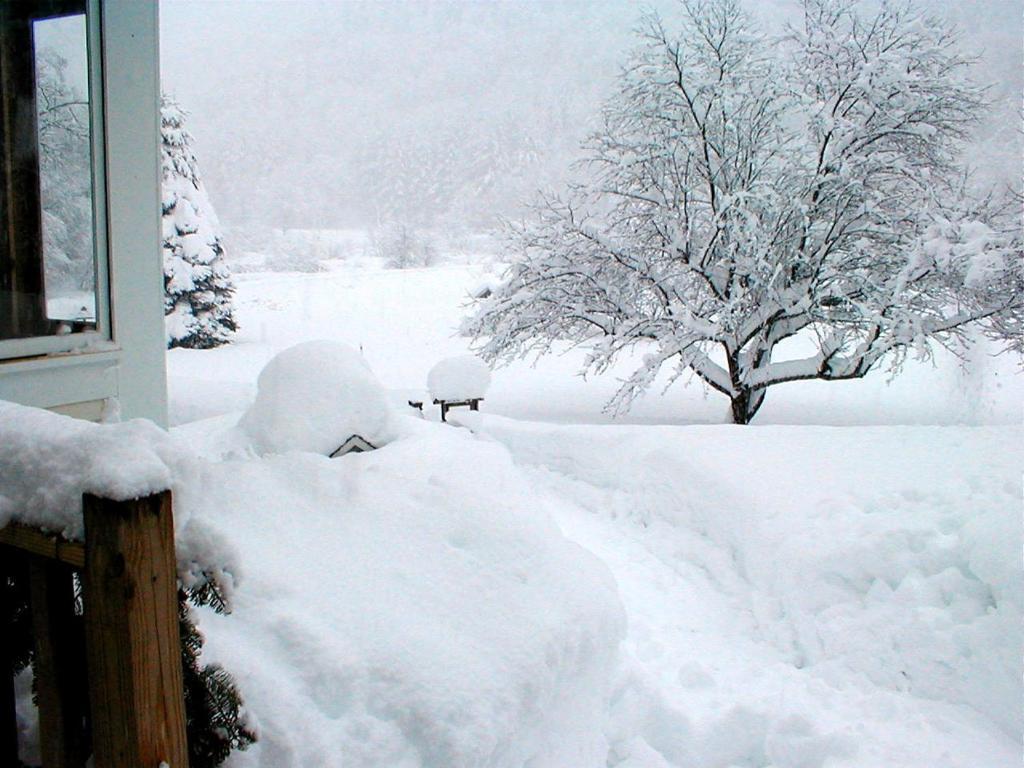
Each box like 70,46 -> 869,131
0,0 -> 167,426
0,0 -> 111,361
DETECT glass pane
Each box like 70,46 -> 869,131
0,0 -> 97,343
34,11 -> 96,331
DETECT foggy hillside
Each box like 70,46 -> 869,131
161,0 -> 1022,235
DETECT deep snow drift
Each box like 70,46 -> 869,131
173,412 -> 627,767
2,398 -> 626,767
479,417 -> 1022,767
163,401 -> 1022,768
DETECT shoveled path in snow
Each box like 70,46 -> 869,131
481,417 -> 1022,768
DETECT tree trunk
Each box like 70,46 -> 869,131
725,347 -> 767,424
728,388 -> 762,424
729,392 -> 749,424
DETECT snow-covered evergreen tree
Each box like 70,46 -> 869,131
465,0 -> 1023,424
162,95 -> 237,349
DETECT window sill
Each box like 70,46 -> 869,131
0,348 -> 121,410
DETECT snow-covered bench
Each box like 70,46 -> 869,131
427,355 -> 491,423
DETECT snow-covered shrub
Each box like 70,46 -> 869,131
374,222 -> 438,269
238,340 -> 394,455
260,248 -> 327,273
427,354 -> 492,401
225,229 -> 373,274
262,229 -> 341,272
180,583 -> 257,767
162,95 -> 238,349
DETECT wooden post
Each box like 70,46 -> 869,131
29,560 -> 89,768
82,491 -> 187,768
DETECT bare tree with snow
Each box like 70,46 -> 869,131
464,0 -> 1023,424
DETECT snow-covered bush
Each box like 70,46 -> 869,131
162,95 -> 238,349
239,340 -> 394,455
260,249 -> 327,274
261,229 -> 343,272
225,228 -> 373,274
373,222 -> 438,269
427,354 -> 492,401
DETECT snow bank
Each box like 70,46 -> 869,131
0,400 -> 176,537
427,354 -> 491,401
239,340 -> 394,455
178,417 -> 625,767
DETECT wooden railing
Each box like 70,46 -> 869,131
1,491 -> 188,768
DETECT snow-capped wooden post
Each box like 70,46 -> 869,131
82,490 -> 188,768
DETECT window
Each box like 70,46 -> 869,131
0,0 -> 107,359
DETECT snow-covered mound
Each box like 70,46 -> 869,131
427,354 -> 491,401
239,340 -> 393,455
178,418 -> 625,767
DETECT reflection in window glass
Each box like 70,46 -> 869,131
0,0 -> 97,343
35,12 -> 96,328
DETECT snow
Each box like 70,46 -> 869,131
427,354 -> 491,401
165,396 -> 1024,767
3,393 -> 625,766
477,417 -> 1022,766
157,259 -> 1022,767
0,400 -> 242,607
238,340 -> 395,455
168,264 -> 1022,428
45,291 -> 94,322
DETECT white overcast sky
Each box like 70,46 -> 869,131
160,0 -> 1023,229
